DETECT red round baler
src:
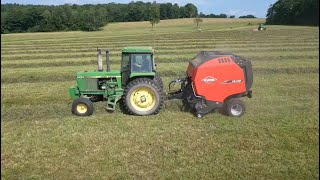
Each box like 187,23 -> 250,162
169,51 -> 253,118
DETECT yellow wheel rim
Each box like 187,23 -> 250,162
77,103 -> 88,114
130,87 -> 156,112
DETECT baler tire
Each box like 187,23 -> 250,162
123,78 -> 164,116
72,98 -> 94,116
224,98 -> 246,117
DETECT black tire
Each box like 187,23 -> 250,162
72,98 -> 94,116
223,98 -> 246,117
153,75 -> 164,90
123,78 -> 164,116
196,113 -> 204,118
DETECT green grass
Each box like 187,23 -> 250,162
1,18 -> 319,179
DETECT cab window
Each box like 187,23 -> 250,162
121,53 -> 130,70
131,54 -> 153,72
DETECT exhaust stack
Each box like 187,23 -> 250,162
97,48 -> 103,71
106,49 -> 111,72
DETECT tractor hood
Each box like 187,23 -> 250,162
76,70 -> 121,78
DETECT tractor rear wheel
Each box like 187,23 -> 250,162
72,98 -> 94,116
153,75 -> 164,90
123,78 -> 164,116
224,98 -> 246,117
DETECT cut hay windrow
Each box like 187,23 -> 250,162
2,35 -> 317,45
2,56 -> 318,69
1,66 -> 318,84
1,54 -> 318,70
1,43 -> 318,55
1,45 -> 318,56
1,49 -> 318,61
1,26 -> 315,43
2,39 -> 318,49
2,47 -> 319,60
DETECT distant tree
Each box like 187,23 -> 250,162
0,2 -> 202,33
38,9 -> 52,32
79,8 -> 106,31
179,6 -> 187,18
165,3 -> 174,19
1,12 -> 8,34
193,17 -> 203,29
202,13 -> 227,18
185,3 -> 198,18
149,3 -> 160,29
266,0 -> 319,25
4,7 -> 26,32
218,14 -> 228,18
171,3 -> 180,19
229,15 -> 235,18
127,2 -> 146,21
159,3 -> 168,19
199,12 -> 205,18
239,15 -> 256,18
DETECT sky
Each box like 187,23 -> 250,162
1,0 -> 278,18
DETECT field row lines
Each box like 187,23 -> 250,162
2,57 -> 318,72
1,49 -> 318,61
1,67 -> 319,84
1,44 -> 319,55
2,26 -> 317,42
2,55 -> 318,70
2,35 -> 317,45
2,57 -> 318,69
1,38 -> 318,47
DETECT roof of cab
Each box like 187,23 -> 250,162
122,47 -> 154,53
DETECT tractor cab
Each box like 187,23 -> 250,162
121,47 -> 156,85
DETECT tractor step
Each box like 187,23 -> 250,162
105,96 -> 120,111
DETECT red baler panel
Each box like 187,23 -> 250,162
193,57 -> 246,102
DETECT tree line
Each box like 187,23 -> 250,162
266,0 -> 319,25
1,2 -> 198,34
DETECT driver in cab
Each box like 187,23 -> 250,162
132,55 -> 151,72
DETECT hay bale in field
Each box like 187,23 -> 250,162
252,28 -> 259,32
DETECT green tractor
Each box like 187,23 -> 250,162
258,24 -> 267,31
69,47 -> 164,116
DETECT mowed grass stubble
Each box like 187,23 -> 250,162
1,18 -> 319,179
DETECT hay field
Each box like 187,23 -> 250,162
1,18 -> 319,179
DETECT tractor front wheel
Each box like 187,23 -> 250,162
72,98 -> 94,116
224,98 -> 246,117
123,78 -> 164,116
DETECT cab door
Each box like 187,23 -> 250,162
121,53 -> 131,85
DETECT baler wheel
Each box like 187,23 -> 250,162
224,98 -> 246,117
123,78 -> 164,116
197,113 -> 204,118
72,98 -> 94,116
